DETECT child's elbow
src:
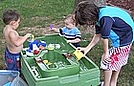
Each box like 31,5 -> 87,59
77,38 -> 81,42
13,42 -> 22,47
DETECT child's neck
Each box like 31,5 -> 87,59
6,24 -> 16,30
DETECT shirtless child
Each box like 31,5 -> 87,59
2,9 -> 32,71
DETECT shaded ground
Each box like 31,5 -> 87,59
106,0 -> 134,19
107,0 -> 134,11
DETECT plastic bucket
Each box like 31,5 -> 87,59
0,70 -> 27,86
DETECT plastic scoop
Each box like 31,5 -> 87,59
29,35 -> 34,39
73,49 -> 84,60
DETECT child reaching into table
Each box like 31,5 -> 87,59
50,14 -> 81,48
2,9 -> 32,71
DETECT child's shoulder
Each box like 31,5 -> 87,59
72,27 -> 79,30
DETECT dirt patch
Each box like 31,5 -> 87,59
19,21 -> 64,36
18,20 -> 92,37
107,0 -> 134,12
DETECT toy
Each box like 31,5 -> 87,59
38,41 -> 46,50
27,35 -> 34,43
29,40 -> 39,50
50,24 -> 54,29
29,35 -> 34,39
47,44 -> 55,50
73,49 -> 84,60
27,40 -> 47,55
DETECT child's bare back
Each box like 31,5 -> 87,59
2,9 -> 31,71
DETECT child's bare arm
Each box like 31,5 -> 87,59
9,31 -> 31,47
67,38 -> 81,43
50,27 -> 60,32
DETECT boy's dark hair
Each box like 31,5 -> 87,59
75,1 -> 99,26
2,10 -> 20,25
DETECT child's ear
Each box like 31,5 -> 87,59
10,21 -> 16,26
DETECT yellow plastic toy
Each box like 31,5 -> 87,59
73,49 -> 84,61
29,35 -> 34,40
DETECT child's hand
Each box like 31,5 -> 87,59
102,53 -> 111,64
49,27 -> 56,31
26,33 -> 33,41
49,24 -> 60,32
102,58 -> 111,64
26,33 -> 32,38
66,40 -> 71,43
77,47 -> 85,52
49,24 -> 54,30
76,47 -> 86,55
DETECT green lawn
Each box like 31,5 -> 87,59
0,0 -> 74,68
0,0 -> 134,86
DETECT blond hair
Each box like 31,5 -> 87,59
64,14 -> 76,25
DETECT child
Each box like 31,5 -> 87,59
75,1 -> 134,86
50,14 -> 81,47
2,10 -> 32,71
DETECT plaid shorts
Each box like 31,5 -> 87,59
100,44 -> 132,71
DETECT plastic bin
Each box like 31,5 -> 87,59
21,34 -> 100,86
0,70 -> 28,86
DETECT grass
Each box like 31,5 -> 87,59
0,0 -> 74,28
0,0 -> 74,68
0,0 -> 134,86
